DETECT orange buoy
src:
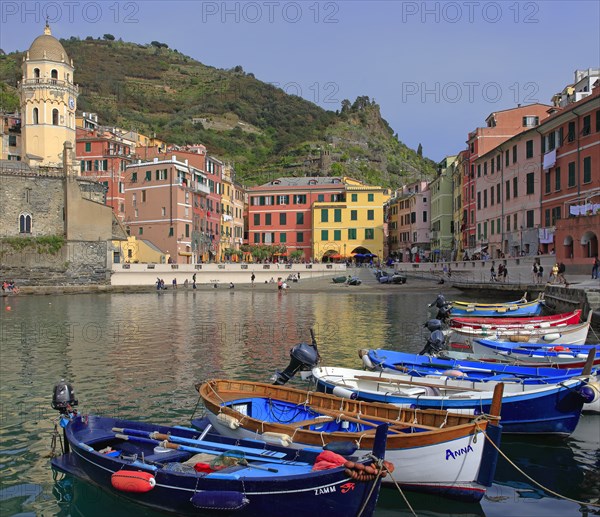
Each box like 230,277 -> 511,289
111,471 -> 156,493
5,306 -> 11,311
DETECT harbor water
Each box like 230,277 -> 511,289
1,284 -> 599,516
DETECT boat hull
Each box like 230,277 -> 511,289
449,302 -> 543,317
205,414 -> 489,502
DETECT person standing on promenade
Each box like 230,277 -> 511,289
251,272 -> 256,286
192,273 -> 197,289
592,255 -> 599,279
490,263 -> 496,282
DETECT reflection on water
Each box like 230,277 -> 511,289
1,289 -> 599,516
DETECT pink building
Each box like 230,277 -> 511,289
389,180 -> 429,262
463,104 -> 552,254
124,156 -> 210,263
474,126 -> 543,258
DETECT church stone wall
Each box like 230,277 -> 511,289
0,173 -> 64,237
0,240 -> 110,286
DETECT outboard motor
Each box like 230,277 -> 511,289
436,304 -> 452,323
272,330 -> 321,385
429,294 -> 447,309
51,380 -> 78,455
419,329 -> 447,356
52,380 -> 78,416
429,294 -> 451,322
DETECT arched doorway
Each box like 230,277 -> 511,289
322,249 -> 342,262
581,231 -> 598,258
349,246 -> 377,265
563,235 -> 573,259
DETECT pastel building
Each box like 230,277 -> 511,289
463,104 -> 552,254
1,113 -> 22,161
388,180 -> 429,262
76,126 -> 134,222
247,177 -> 347,261
430,156 -> 456,261
474,125 -> 543,258
539,85 -> 600,270
220,163 -> 246,260
124,156 -> 210,262
452,151 -> 467,260
312,178 -> 389,262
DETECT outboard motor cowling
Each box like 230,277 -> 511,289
424,319 -> 443,332
51,380 -> 78,415
419,330 -> 447,356
272,340 -> 320,385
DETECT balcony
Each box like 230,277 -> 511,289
21,78 -> 79,93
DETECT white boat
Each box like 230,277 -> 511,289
197,378 -> 503,502
310,366 -> 595,436
449,310 -> 592,346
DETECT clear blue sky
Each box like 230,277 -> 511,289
2,1 -> 599,162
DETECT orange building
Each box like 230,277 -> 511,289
539,85 -> 600,271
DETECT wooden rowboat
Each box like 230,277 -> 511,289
198,378 -> 503,502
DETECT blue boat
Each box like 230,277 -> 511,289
311,365 -> 594,435
474,339 -> 600,359
449,299 -> 544,317
50,382 -> 389,517
361,348 -> 594,384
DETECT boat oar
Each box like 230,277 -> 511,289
112,427 -> 286,459
113,433 -> 305,466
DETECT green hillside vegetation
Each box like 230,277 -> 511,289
0,37 -> 436,186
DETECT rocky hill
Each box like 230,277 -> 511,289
0,37 -> 437,185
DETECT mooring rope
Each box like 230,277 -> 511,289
474,422 -> 600,508
384,467 -> 418,517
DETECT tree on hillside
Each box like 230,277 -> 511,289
417,143 -> 423,157
103,34 -> 115,41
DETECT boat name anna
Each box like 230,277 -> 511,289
445,444 -> 474,460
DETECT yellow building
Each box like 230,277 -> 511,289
220,164 -> 245,261
19,23 -> 79,169
113,236 -> 169,264
312,178 -> 390,262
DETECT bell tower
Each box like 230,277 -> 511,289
19,22 -> 79,170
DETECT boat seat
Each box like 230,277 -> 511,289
143,450 -> 191,464
288,416 -> 333,428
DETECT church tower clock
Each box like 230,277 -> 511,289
19,22 -> 79,170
